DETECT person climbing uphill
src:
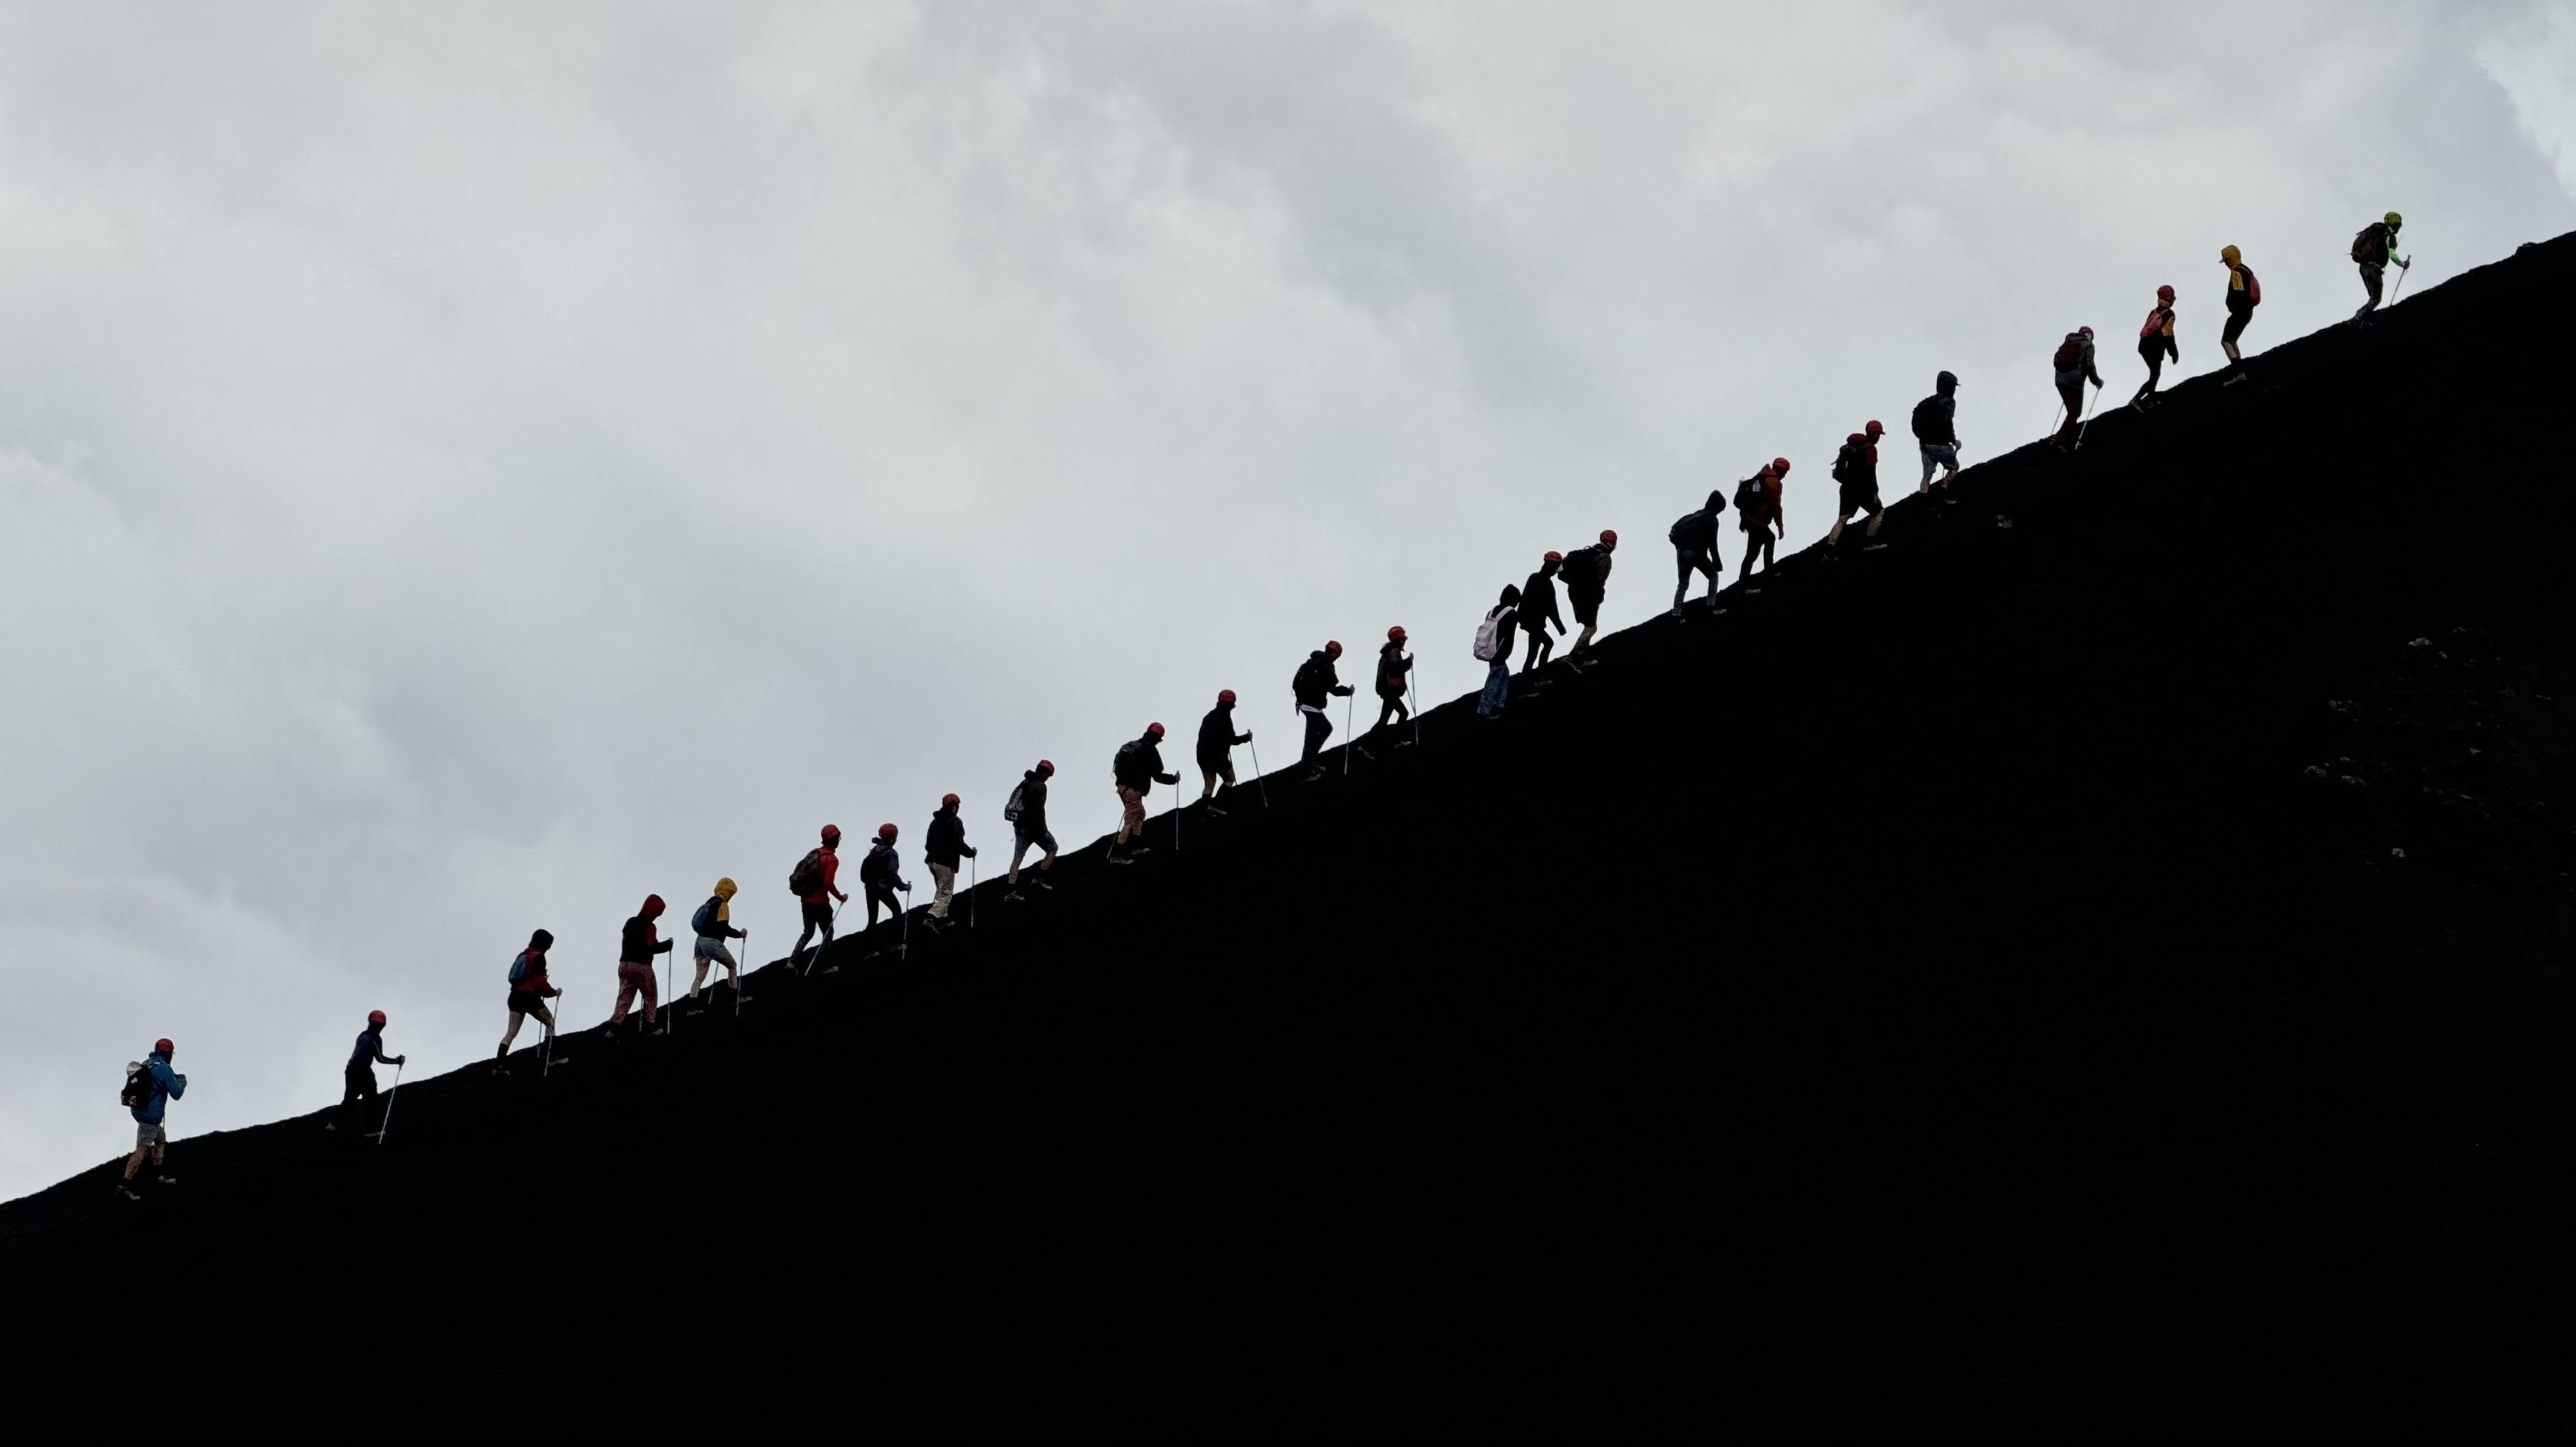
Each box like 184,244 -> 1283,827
2133,287 -> 2179,409
1110,724 -> 1181,859
923,794 -> 976,931
1476,584 -> 1522,719
330,1010 -> 405,1135
1736,459 -> 1787,578
1668,489 -> 1726,618
792,824 -> 848,966
2352,212 -> 2409,325
2219,244 -> 2260,382
1358,627 -> 1414,756
2050,329 -> 2104,451
117,1038 -> 185,1200
859,823 -> 911,930
496,928 -> 561,1071
1004,760 -> 1058,899
689,879 -> 748,1002
608,894 -> 674,1038
1562,531 -> 1617,667
1913,372 -> 1961,494
1519,553 -> 1566,674
1827,422 -> 1887,549
1197,692 -> 1253,815
1293,643 -> 1356,780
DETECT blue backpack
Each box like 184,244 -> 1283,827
508,950 -> 532,986
691,897 -> 719,935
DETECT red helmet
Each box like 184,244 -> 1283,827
2156,284 -> 2175,301
1146,722 -> 1166,738
1387,625 -> 1406,641
1543,551 -> 1562,565
877,823 -> 898,841
1771,457 -> 1791,475
1036,760 -> 1055,776
367,1009 -> 386,1027
2079,325 -> 2095,338
1218,689 -> 1236,705
154,1038 -> 174,1055
1599,529 -> 1618,545
1864,420 -> 1885,439
820,823 -> 842,841
1324,641 -> 1343,658
941,793 -> 960,808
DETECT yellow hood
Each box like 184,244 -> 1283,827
713,877 -> 738,899
2220,244 -> 2241,264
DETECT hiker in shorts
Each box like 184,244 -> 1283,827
608,894 -> 673,1038
2352,213 -> 2408,326
1004,760 -> 1058,899
1197,693 -> 1252,815
689,879 -> 748,1002
1827,423 -> 1887,550
792,824 -> 847,964
923,794 -> 976,930
1478,584 -> 1522,719
1358,627 -> 1413,756
118,1038 -> 186,1200
2219,244 -> 2259,382
331,1009 -> 406,1135
860,823 -> 911,929
1668,490 -> 1725,618
1561,531 -> 1617,667
1913,372 -> 1961,493
2050,329 -> 2103,451
496,928 -> 561,1071
1519,553 -> 1566,674
1110,724 -> 1181,859
1738,459 -> 1787,578
2133,288 -> 2178,409
1292,643 -> 1356,780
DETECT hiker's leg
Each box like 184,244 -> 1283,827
501,1010 -> 524,1048
124,1146 -> 147,1180
928,862 -> 956,918
691,959 -> 710,997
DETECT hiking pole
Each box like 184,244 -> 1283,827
736,929 -> 747,1018
1248,735 -> 1268,808
1343,694 -> 1353,776
2389,262 -> 2411,307
1410,673 -> 1420,749
968,859 -> 977,930
544,992 -> 563,1078
375,1062 -> 405,1145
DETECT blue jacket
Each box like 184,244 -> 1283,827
131,1051 -> 184,1125
349,1027 -> 393,1071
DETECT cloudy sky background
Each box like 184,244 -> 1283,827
4,0 -> 2571,1200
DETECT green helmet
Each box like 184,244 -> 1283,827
2385,211 -> 2403,227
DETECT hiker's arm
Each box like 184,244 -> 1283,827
656,937 -> 674,955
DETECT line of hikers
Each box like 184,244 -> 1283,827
111,212 -> 2418,1191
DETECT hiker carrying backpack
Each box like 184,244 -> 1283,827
2352,223 -> 2389,266
1003,781 -> 1025,823
788,848 -> 825,897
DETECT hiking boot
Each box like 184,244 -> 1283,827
156,1175 -> 177,1187
1005,889 -> 1027,902
1302,768 -> 1326,783
1205,804 -> 1228,818
1668,607 -> 1685,620
1107,853 -> 1135,867
1354,743 -> 1374,761
118,1184 -> 142,1202
2223,371 -> 2248,387
1033,876 -> 1054,892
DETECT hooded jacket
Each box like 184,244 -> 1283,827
925,808 -> 976,869
508,946 -> 560,997
1011,770 -> 1050,831
620,896 -> 674,965
2053,333 -> 2104,388
1560,545 -> 1609,602
861,838 -> 908,893
1519,565 -> 1565,635
1197,704 -> 1250,763
1291,651 -> 1350,710
2223,247 -> 2257,313
1113,734 -> 1176,793
1486,590 -> 1521,660
131,1050 -> 184,1125
1741,469 -> 1784,532
696,878 -> 746,941
1377,640 -> 1414,698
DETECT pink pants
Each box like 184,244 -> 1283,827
611,961 -> 659,1024
1117,784 -> 1146,839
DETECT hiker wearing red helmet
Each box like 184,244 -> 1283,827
1197,691 -> 1253,813
1291,642 -> 1357,781
1560,531 -> 1618,667
923,794 -> 977,929
1738,459 -> 1788,577
1004,760 -> 1058,899
2052,328 -> 2105,451
496,928 -> 561,1071
792,824 -> 849,965
1913,373 -> 1963,495
1519,552 -> 1566,674
1668,488 -> 1729,618
1827,422 -> 1887,552
1359,626 -> 1414,757
2133,287 -> 2179,409
859,823 -> 911,929
610,895 -> 675,1036
117,1038 -> 186,1200
1109,724 -> 1181,862
332,1008 -> 406,1135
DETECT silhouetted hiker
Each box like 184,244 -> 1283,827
1913,372 -> 1961,494
2051,330 -> 2103,451
791,824 -> 847,965
860,824 -> 911,929
2219,244 -> 2260,382
608,894 -> 673,1038
1562,531 -> 1617,667
117,1038 -> 184,1200
1519,554 -> 1566,673
329,1010 -> 405,1135
924,795 -> 976,930
1197,692 -> 1253,814
1111,724 -> 1181,859
1359,627 -> 1413,755
1476,584 -> 1522,719
1293,643 -> 1356,780
496,929 -> 561,1071
689,879 -> 747,1002
1004,761 -> 1057,899
2133,287 -> 2179,409
2352,212 -> 2409,325
1735,459 -> 1787,578
1668,489 -> 1726,618
1827,422 -> 1887,549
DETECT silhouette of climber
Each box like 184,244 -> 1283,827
1111,724 -> 1180,860
923,796 -> 976,931
1004,761 -> 1057,899
792,824 -> 848,964
2051,329 -> 2103,451
609,894 -> 673,1038
1562,531 -> 1617,667
331,1009 -> 405,1135
2133,287 -> 2178,409
1198,692 -> 1253,814
2352,212 -> 2408,326
1358,627 -> 1413,757
1827,422 -> 1886,550
1293,642 -> 1356,780
1913,372 -> 1961,493
689,879 -> 747,1002
117,1038 -> 184,1200
1520,553 -> 1566,674
1669,489 -> 1726,618
496,929 -> 561,1071
1478,584 -> 1522,719
860,824 -> 910,929
2219,244 -> 2259,382
1737,459 -> 1787,578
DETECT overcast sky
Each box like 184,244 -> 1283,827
4,1 -> 2570,1200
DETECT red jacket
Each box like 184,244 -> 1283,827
801,849 -> 840,906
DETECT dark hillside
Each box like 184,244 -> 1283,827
11,235 -> 2572,1346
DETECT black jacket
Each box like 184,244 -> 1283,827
1291,651 -> 1351,710
1487,603 -> 1519,659
925,810 -> 975,868
1913,392 -> 1958,446
1197,705 -> 1249,762
1114,735 -> 1176,792
1376,641 -> 1413,698
1520,570 -> 1564,635
860,839 -> 907,892
1010,771 -> 1050,831
1560,546 -> 1607,602
1835,441 -> 1880,492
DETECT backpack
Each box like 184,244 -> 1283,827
508,950 -> 530,986
1292,656 -> 1327,701
1473,608 -> 1506,662
1560,546 -> 1599,592
859,845 -> 891,886
1113,739 -> 1139,780
2240,266 -> 2261,306
1832,445 -> 1857,485
1910,395 -> 1943,441
690,897 -> 719,936
1668,510 -> 1709,548
2351,224 -> 2385,265
121,1061 -> 151,1111
2052,335 -> 2085,370
788,848 -> 825,896
1003,782 -> 1025,823
1734,475 -> 1765,514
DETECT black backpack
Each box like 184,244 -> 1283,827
859,844 -> 891,886
1003,783 -> 1025,823
1291,657 -> 1327,700
788,848 -> 825,896
1831,445 -> 1856,485
1668,510 -> 1709,548
1733,475 -> 1765,513
121,1061 -> 151,1111
2351,224 -> 2386,264
1910,395 -> 1943,442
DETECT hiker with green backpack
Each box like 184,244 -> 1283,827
689,878 -> 749,1002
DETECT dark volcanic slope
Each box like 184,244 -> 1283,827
11,236 -> 2572,1313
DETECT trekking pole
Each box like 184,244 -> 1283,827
1410,673 -> 1420,749
2389,262 -> 2411,307
375,1062 -> 405,1145
968,859 -> 977,930
1248,735 -> 1268,808
1343,694 -> 1353,776
900,898 -> 909,961
736,929 -> 747,1018
1173,781 -> 1181,853
544,993 -> 562,1078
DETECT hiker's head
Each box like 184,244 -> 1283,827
2385,210 -> 2403,230
1599,529 -> 1619,551
2221,243 -> 2241,266
1324,641 -> 1344,660
877,823 -> 898,843
1542,551 -> 1562,576
1217,689 -> 1237,707
1035,760 -> 1054,778
713,878 -> 737,901
941,793 -> 961,814
1864,419 -> 1886,441
820,823 -> 842,846
529,928 -> 554,952
367,1009 -> 387,1029
155,1038 -> 174,1058
642,894 -> 666,919
2155,286 -> 2175,303
1936,371 -> 1958,395
1770,458 -> 1791,478
1500,583 -> 1523,607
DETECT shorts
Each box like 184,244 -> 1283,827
2221,310 -> 2250,346
507,989 -> 547,1015
1014,823 -> 1057,856
1198,755 -> 1235,784
1920,443 -> 1957,469
801,899 -> 834,927
1569,594 -> 1601,627
693,935 -> 734,961
134,1121 -> 165,1149
1839,483 -> 1882,518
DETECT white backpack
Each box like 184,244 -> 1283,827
1472,607 -> 1507,662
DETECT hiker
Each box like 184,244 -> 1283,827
2352,212 -> 2409,324
1476,584 -> 1523,718
1913,372 -> 1961,493
118,1038 -> 186,1200
1359,627 -> 1413,754
1519,553 -> 1566,674
1827,422 -> 1887,549
1198,692 -> 1253,813
791,824 -> 848,963
1561,531 -> 1617,667
2133,287 -> 2179,409
1668,489 -> 1726,617
1004,760 -> 1058,899
2219,244 -> 2260,382
860,823 -> 911,928
1736,459 -> 1787,577
1110,724 -> 1182,859
332,1009 -> 406,1135
608,894 -> 673,1038
924,794 -> 977,929
496,928 -> 561,1071
1292,643 -> 1357,780
689,879 -> 748,1001
2050,329 -> 2104,450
